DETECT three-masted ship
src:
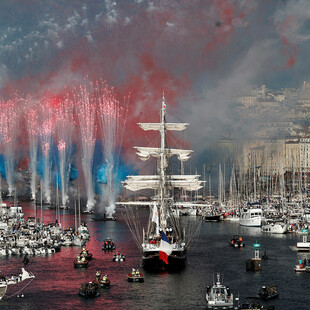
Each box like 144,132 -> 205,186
122,94 -> 203,271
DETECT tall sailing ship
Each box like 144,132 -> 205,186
121,94 -> 203,271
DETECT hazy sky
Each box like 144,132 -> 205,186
0,0 -> 309,165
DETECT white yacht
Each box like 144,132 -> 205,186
205,273 -> 234,309
239,207 -> 263,227
261,219 -> 287,234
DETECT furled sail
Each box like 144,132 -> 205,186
138,123 -> 189,132
123,175 -> 204,191
134,147 -> 192,162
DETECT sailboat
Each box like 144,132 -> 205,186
121,94 -> 203,271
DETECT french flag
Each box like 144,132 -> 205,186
159,231 -> 172,264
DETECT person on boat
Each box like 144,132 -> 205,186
81,256 -> 86,262
23,253 -> 29,264
136,269 -> 140,276
102,275 -> 108,283
96,270 -> 101,279
132,268 -> 136,276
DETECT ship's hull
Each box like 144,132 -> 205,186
204,214 -> 221,222
261,222 -> 287,234
142,249 -> 186,271
239,208 -> 263,227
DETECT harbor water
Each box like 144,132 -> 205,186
0,202 -> 309,310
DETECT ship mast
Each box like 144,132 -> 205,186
159,93 -> 167,229
121,94 -> 204,237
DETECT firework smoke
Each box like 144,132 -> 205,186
55,97 -> 75,208
0,98 -> 20,196
25,97 -> 39,200
39,97 -> 54,204
96,81 -> 128,217
74,81 -> 97,212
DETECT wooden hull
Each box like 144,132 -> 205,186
127,273 -> 144,282
74,260 -> 88,268
78,289 -> 99,298
259,286 -> 279,300
78,282 -> 99,298
99,279 -> 110,288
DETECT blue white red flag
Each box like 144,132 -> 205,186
162,93 -> 166,109
159,231 -> 172,264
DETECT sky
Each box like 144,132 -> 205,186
0,0 -> 310,170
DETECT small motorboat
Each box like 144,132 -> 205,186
294,258 -> 310,272
205,273 -> 234,309
102,238 -> 116,251
92,215 -> 116,221
128,269 -> 144,282
237,300 -> 275,310
99,278 -> 110,288
80,248 -> 93,260
74,255 -> 88,268
113,252 -> 125,262
204,211 -> 222,222
229,235 -> 245,248
78,281 -> 100,298
258,285 -> 279,300
95,270 -> 111,288
98,275 -> 111,288
261,219 -> 287,234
